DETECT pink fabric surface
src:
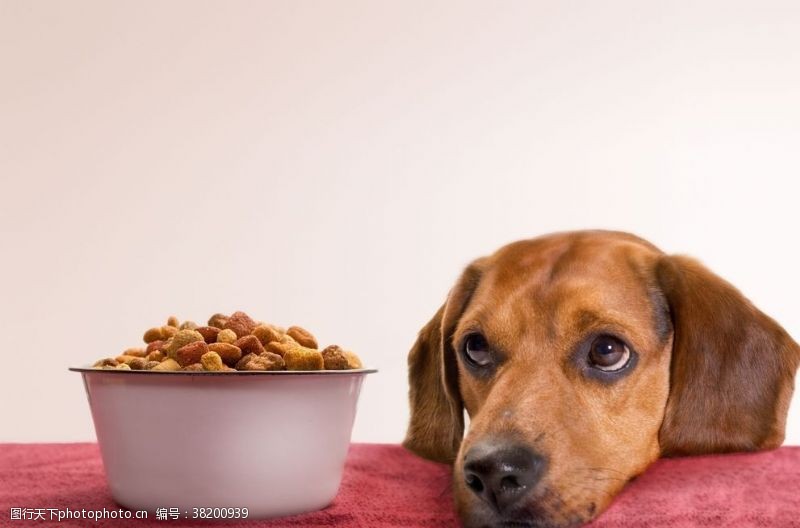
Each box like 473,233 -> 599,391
0,443 -> 797,527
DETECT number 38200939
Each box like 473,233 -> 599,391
191,507 -> 248,519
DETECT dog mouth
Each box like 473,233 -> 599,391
468,514 -> 588,528
463,516 -> 586,528
458,484 -> 597,528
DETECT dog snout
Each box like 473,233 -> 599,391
462,441 -> 546,513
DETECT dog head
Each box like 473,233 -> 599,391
404,231 -> 799,527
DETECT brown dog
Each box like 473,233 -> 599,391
404,230 -> 800,528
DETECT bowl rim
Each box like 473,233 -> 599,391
69,366 -> 377,376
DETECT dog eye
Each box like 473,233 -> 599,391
462,333 -> 494,368
588,335 -> 631,372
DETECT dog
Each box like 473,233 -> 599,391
404,230 -> 800,528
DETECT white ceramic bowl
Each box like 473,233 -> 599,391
71,367 -> 375,519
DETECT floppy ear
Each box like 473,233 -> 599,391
656,255 -> 800,456
403,261 -> 484,464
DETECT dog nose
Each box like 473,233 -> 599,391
462,441 -> 546,513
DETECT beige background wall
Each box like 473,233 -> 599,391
2,1 -> 799,445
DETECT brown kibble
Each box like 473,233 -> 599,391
207,313 -> 229,329
265,341 -> 293,357
286,326 -> 318,349
175,341 -> 209,367
217,328 -> 237,344
163,329 -> 204,360
115,354 -> 142,365
240,352 -> 285,371
238,357 -> 266,371
235,335 -> 266,356
252,324 -> 283,346
96,312 -> 360,375
93,358 -> 118,368
208,342 -> 242,366
129,357 -> 148,370
343,351 -> 363,369
283,345 -> 324,371
236,353 -> 257,370
152,358 -> 181,371
201,351 -> 225,371
196,326 -> 220,344
145,340 -> 165,354
321,345 -> 362,370
258,352 -> 285,370
146,350 -> 165,362
223,311 -> 257,338
321,345 -> 349,370
143,327 -> 164,343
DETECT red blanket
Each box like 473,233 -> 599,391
0,443 -> 798,527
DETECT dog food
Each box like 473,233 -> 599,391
92,311 -> 362,372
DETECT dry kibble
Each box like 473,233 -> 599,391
216,329 -> 237,344
258,352 -> 285,370
286,326 -> 318,349
201,351 -> 225,371
283,345 -> 324,371
252,325 -> 283,346
223,311 -> 257,338
94,311 -> 363,373
238,358 -> 266,371
196,326 -> 220,344
240,352 -> 285,371
236,353 -> 258,370
93,358 -> 118,368
321,345 -> 362,370
343,351 -> 363,369
265,341 -> 293,357
129,357 -> 148,370
115,355 -> 142,365
321,345 -> 349,370
146,350 -> 165,362
235,335 -> 266,356
143,327 -> 164,343
208,342 -> 242,366
164,329 -> 205,360
152,358 -> 181,371
145,340 -> 165,354
175,341 -> 209,367
207,313 -> 229,329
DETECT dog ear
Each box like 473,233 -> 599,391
403,261 -> 484,463
656,255 -> 800,456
